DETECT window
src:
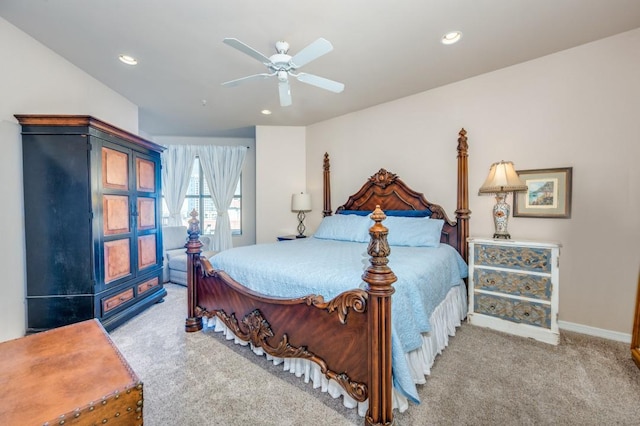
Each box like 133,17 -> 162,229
162,157 -> 242,235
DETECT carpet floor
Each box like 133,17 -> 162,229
109,284 -> 640,425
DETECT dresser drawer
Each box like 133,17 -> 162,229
474,268 -> 551,301
137,276 -> 159,295
475,244 -> 552,273
102,288 -> 134,313
474,293 -> 551,328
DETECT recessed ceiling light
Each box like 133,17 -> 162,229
118,54 -> 138,65
261,109 -> 272,115
441,31 -> 462,45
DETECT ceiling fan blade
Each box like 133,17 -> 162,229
278,80 -> 292,107
296,73 -> 345,93
223,38 -> 272,65
290,38 -> 333,68
221,73 -> 273,87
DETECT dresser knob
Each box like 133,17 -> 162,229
524,312 -> 530,317
524,285 -> 531,290
489,305 -> 496,310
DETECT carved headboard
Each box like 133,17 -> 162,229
335,169 -> 462,255
321,128 -> 470,261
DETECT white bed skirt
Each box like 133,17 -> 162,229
204,283 -> 467,417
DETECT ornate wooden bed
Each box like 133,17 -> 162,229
185,128 -> 470,425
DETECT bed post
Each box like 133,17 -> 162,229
185,209 -> 204,332
455,128 -> 470,264
323,152 -> 332,217
362,206 -> 396,426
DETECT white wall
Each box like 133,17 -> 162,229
0,17 -> 139,342
2,14 -> 638,341
152,136 -> 257,247
255,126 -> 306,243
306,29 -> 640,336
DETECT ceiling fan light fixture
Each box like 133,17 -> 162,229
441,31 -> 463,45
277,70 -> 289,82
118,54 -> 138,65
221,37 -> 344,107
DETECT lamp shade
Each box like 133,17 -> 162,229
478,161 -> 528,194
291,193 -> 312,211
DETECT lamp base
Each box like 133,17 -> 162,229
492,192 -> 512,240
296,210 -> 307,238
295,235 -> 306,239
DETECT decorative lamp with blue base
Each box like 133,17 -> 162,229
478,160 -> 527,239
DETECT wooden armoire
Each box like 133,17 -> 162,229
17,115 -> 167,332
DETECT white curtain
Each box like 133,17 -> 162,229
197,145 -> 247,251
161,145 -> 196,226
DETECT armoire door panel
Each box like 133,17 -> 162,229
137,234 -> 157,270
102,147 -> 129,190
136,157 -> 155,192
137,197 -> 156,230
103,195 -> 130,235
104,239 -> 131,283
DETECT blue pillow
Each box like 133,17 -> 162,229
386,209 -> 432,217
337,210 -> 370,216
313,214 -> 371,243
338,209 -> 432,217
384,216 -> 444,247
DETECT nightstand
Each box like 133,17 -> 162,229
467,237 -> 560,345
277,235 -> 301,241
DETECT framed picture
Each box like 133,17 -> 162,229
513,167 -> 572,218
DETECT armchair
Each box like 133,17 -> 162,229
162,226 -> 216,285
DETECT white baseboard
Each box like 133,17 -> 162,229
558,320 -> 631,343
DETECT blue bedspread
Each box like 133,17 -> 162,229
209,237 -> 468,404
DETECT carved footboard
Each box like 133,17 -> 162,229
185,207 -> 395,426
196,266 -> 369,402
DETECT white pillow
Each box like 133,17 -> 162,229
313,214 -> 371,243
384,216 -> 444,247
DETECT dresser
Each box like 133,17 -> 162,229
467,237 -> 560,345
17,115 -> 166,332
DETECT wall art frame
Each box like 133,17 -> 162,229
513,167 -> 572,218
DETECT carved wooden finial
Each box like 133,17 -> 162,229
185,209 -> 203,254
458,128 -> 468,152
187,209 -> 200,237
362,206 -> 397,288
323,152 -> 330,171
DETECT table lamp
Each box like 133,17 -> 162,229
291,192 -> 312,238
478,160 -> 527,239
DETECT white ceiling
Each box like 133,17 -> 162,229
2,1 -> 640,138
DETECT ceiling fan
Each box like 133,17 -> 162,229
221,37 -> 345,107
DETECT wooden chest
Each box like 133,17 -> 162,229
0,319 -> 143,425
